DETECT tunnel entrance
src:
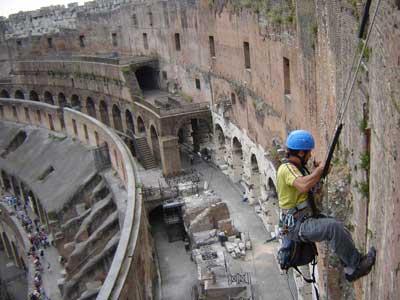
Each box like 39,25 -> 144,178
149,203 -> 186,243
135,66 -> 159,91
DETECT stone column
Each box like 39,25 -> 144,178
1,231 -> 12,259
0,172 -> 4,191
160,136 -> 181,177
11,241 -> 21,268
18,181 -> 26,205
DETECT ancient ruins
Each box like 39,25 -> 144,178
0,0 -> 399,299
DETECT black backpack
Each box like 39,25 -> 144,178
278,237 -> 317,271
278,237 -> 320,298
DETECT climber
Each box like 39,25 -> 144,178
277,129 -> 376,282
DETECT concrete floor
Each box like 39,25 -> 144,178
195,161 -> 295,300
150,208 -> 197,300
150,158 -> 297,300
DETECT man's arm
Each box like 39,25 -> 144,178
292,164 -> 324,193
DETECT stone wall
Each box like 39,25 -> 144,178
0,0 -> 399,299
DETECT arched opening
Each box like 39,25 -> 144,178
71,94 -> 81,110
10,175 -> 21,196
58,93 -> 67,107
135,66 -> 159,91
28,191 -> 40,217
99,101 -> 110,126
150,125 -> 161,164
2,232 -> 12,258
214,124 -> 226,166
86,97 -> 96,118
232,137 -> 243,183
0,89 -> 10,98
14,90 -> 24,99
29,90 -> 39,101
1,170 -> 11,190
177,118 -> 211,168
137,116 -> 145,133
112,105 -> 123,132
249,154 -> 261,204
44,91 -> 54,104
125,110 -> 135,136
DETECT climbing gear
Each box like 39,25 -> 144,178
321,123 -> 343,180
345,247 -> 376,282
277,238 -> 319,299
285,130 -> 315,151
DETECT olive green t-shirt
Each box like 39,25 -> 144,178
277,163 -> 308,209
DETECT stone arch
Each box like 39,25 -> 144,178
99,101 -> 110,126
214,123 -> 226,165
1,170 -> 11,190
135,66 -> 159,91
249,154 -> 261,204
27,190 -> 40,217
267,178 -> 277,198
58,92 -> 67,107
137,116 -> 146,133
15,90 -> 25,99
125,109 -> 135,135
86,97 -> 96,118
112,104 -> 123,132
29,90 -> 39,101
150,125 -> 161,164
176,117 -> 211,152
231,137 -> 243,183
2,232 -> 12,258
71,94 -> 81,109
0,89 -> 10,98
44,91 -> 54,104
11,240 -> 22,267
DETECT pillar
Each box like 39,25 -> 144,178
11,241 -> 21,268
160,136 -> 181,177
1,232 -> 13,259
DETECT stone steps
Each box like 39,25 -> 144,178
134,136 -> 158,169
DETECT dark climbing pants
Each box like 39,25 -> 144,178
298,217 -> 361,269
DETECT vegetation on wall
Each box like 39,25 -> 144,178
208,0 -> 296,25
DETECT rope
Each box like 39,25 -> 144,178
326,0 -> 383,156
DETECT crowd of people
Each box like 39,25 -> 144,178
1,194 -> 51,300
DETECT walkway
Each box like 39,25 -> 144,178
195,160 -> 295,300
0,191 -> 63,300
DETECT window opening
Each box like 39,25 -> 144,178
195,78 -> 201,90
209,36 -> 216,57
38,166 -> 54,181
47,37 -> 53,48
175,33 -> 181,51
72,119 -> 78,136
112,33 -> 118,47
143,33 -> 149,50
79,35 -> 85,48
244,42 -> 251,69
283,57 -> 291,95
48,114 -> 54,131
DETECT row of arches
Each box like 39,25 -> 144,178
214,123 -> 277,204
0,230 -> 26,270
0,88 -> 145,136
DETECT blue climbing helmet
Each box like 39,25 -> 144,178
286,130 -> 315,151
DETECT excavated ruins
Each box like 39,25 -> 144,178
0,0 -> 399,300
